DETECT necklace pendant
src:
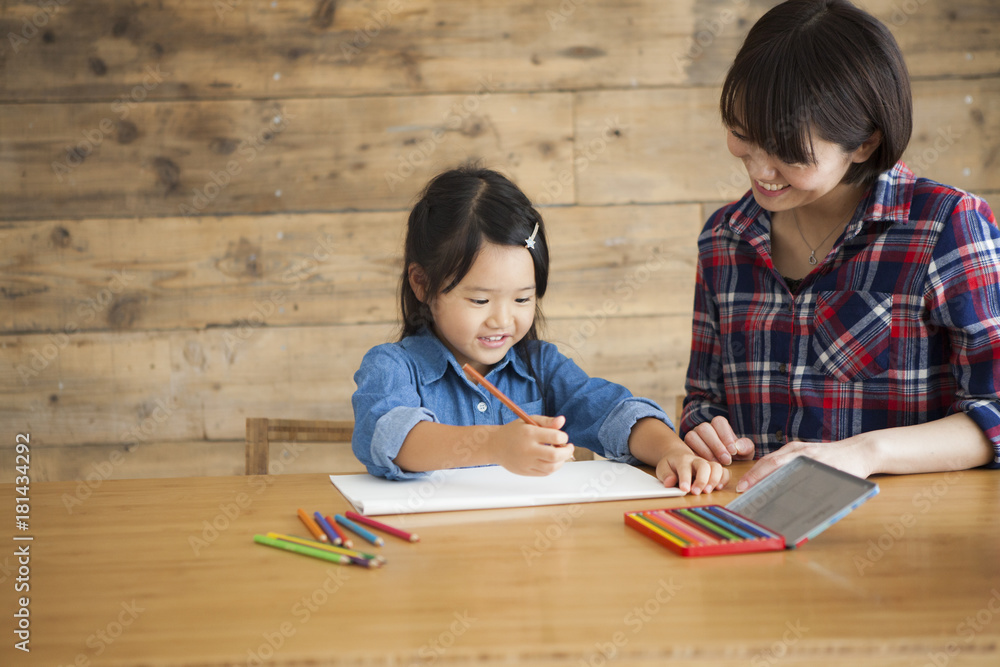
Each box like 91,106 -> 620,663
808,252 -> 818,265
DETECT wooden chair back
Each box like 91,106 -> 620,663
245,418 -> 354,475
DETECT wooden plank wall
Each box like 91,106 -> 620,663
1,0 -> 998,481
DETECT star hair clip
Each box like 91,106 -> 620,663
525,222 -> 539,250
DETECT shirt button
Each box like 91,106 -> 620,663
477,402 -> 488,413
778,363 -> 787,374
775,429 -> 785,442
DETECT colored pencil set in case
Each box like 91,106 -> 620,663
625,505 -> 785,556
625,457 -> 880,557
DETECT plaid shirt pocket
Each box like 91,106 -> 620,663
812,291 -> 893,382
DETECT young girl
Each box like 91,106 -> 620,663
353,166 -> 727,493
681,0 -> 1000,490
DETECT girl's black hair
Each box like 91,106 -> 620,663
400,165 -> 549,347
721,0 -> 912,185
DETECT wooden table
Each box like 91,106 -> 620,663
3,463 -> 999,666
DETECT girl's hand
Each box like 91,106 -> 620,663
684,415 -> 755,465
490,415 -> 575,476
655,448 -> 730,495
736,438 -> 874,492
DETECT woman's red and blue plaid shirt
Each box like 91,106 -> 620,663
681,161 -> 1000,468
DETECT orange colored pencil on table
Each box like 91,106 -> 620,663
345,511 -> 420,543
297,508 -> 328,543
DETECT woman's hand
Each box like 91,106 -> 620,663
489,415 -> 576,476
735,437 -> 874,492
684,415 -> 755,465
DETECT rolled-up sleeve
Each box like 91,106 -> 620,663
598,398 -> 673,465
930,195 -> 1000,467
536,343 -> 671,461
351,346 -> 436,480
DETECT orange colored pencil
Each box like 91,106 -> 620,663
345,511 -> 420,543
462,363 -> 538,426
297,508 -> 328,543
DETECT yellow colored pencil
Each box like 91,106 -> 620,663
266,532 -> 385,566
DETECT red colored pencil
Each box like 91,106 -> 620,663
324,515 -> 352,549
345,511 -> 420,543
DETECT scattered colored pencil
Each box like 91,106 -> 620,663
323,515 -> 352,548
345,511 -> 420,543
254,534 -> 350,564
297,508 -> 328,542
335,513 -> 384,546
266,532 -> 385,565
313,512 -> 343,545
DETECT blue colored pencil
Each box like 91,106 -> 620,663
335,513 -> 384,547
707,505 -> 776,539
691,506 -> 755,540
313,512 -> 343,545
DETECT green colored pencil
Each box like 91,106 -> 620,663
253,534 -> 352,564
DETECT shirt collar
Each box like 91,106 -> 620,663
399,327 -> 534,385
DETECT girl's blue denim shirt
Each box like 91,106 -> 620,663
352,327 -> 672,480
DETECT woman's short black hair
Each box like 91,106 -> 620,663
400,165 -> 549,340
721,0 -> 912,185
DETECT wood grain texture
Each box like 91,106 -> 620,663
0,92 -> 574,220
1,314 -> 692,448
0,204 -> 700,333
2,0 -> 998,481
575,79 -> 1000,206
3,1 -> 996,101
4,466 -> 998,664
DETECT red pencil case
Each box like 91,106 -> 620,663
624,505 -> 785,557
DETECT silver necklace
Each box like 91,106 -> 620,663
793,209 -> 850,265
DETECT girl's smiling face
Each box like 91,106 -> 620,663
419,242 -> 537,376
726,126 -> 878,215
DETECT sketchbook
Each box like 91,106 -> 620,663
625,456 -> 879,557
330,460 -> 684,516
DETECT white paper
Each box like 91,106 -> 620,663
329,460 -> 684,515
